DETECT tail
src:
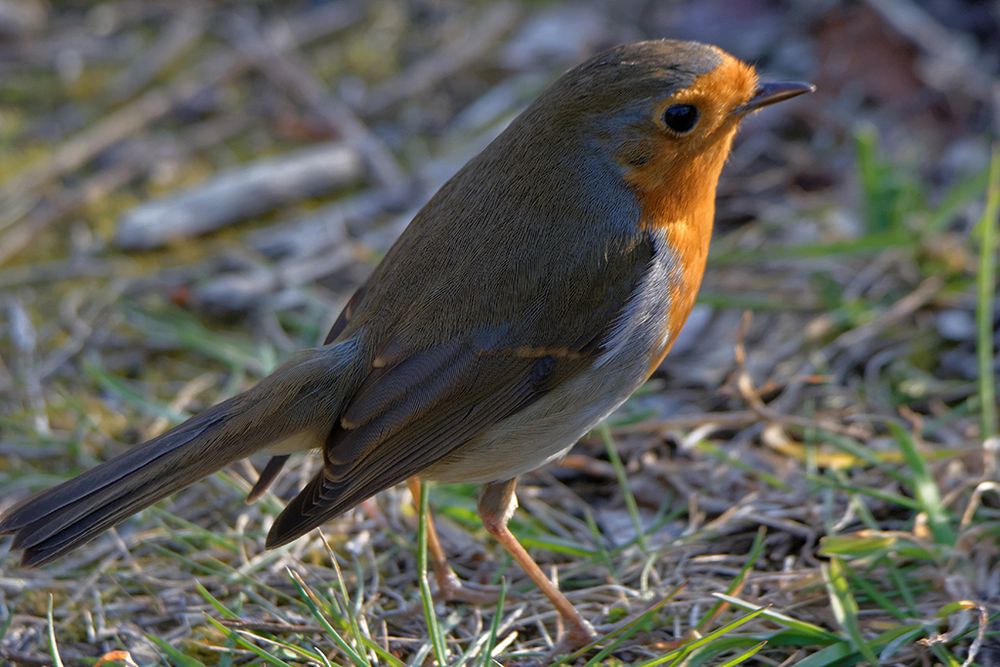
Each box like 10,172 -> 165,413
0,341 -> 361,566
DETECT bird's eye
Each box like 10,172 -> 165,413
662,104 -> 699,134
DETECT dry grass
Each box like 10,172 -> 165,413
1,1 -> 998,665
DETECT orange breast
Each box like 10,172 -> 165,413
644,207 -> 714,376
630,146 -> 724,377
619,54 -> 753,376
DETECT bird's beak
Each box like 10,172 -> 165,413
734,81 -> 815,115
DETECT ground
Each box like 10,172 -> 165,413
0,1 -> 997,665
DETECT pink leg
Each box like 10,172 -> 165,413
407,477 -> 495,604
478,478 -> 596,648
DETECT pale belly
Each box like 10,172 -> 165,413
423,354 -> 652,483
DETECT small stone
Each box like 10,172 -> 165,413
935,309 -> 975,342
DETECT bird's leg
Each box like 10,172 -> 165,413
478,478 -> 597,649
406,477 -> 495,604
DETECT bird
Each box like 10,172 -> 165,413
0,39 -> 812,648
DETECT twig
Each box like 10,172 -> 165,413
191,242 -> 366,315
185,118 -> 504,313
865,0 -> 987,98
613,411 -> 759,435
106,5 -> 208,103
224,13 -> 407,194
0,1 -> 365,232
5,297 -> 49,435
115,142 -> 364,250
248,189 -> 395,259
364,4 -> 520,114
0,159 -> 139,266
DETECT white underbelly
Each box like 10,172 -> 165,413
424,358 -> 647,483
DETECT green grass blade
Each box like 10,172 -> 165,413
818,430 -> 909,484
581,616 -> 648,666
806,473 -> 922,510
716,641 -> 767,667
549,586 -> 684,667
857,124 -> 887,232
479,578 -> 508,667
711,593 -> 840,643
518,534 -> 600,558
878,625 -> 927,662
146,634 -> 208,667
975,147 -> 999,438
886,422 -> 955,545
632,605 -> 769,667
203,616 -> 296,667
82,360 -> 188,422
791,641 -> 854,667
818,533 -> 895,559
580,591 -> 691,667
46,595 -> 65,667
694,440 -> 789,490
925,163 -> 991,234
696,526 -> 768,632
599,423 -> 647,550
885,560 -> 919,615
239,630 -> 334,666
149,506 -> 241,552
418,482 -> 449,665
710,230 -> 913,265
930,643 -> 964,666
195,582 -> 242,620
323,542 -> 375,667
845,568 -> 907,621
287,568 -> 369,667
685,637 -> 769,667
823,558 -> 879,664
125,304 -> 274,374
579,504 -> 615,570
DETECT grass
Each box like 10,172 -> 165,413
3,140 -> 993,666
1,6 -> 998,665
975,149 -> 1000,439
418,483 -> 449,666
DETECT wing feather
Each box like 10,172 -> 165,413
266,352 -> 567,546
266,230 -> 659,547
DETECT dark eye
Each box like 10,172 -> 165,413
663,104 -> 699,134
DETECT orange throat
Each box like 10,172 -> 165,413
617,50 -> 754,374
629,137 -> 733,373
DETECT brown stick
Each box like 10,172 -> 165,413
0,2 -> 365,232
224,15 -> 407,194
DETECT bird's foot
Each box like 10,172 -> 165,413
544,616 -> 599,660
435,568 -> 503,605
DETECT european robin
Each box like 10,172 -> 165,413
1,40 -> 812,648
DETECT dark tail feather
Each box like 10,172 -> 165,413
246,455 -> 290,504
3,405 -> 234,566
1,342 -> 361,566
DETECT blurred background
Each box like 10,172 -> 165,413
0,1 -> 998,665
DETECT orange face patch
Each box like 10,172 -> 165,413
622,52 -> 759,374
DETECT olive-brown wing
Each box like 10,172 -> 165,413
265,339 -> 587,547
265,229 -> 657,548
